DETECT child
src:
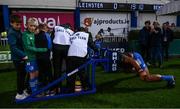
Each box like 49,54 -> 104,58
35,23 -> 53,94
22,18 -> 47,93
7,15 -> 28,100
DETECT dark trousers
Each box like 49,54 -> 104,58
139,44 -> 150,62
162,42 -> 169,60
53,44 -> 69,89
151,46 -> 163,66
37,58 -> 53,88
67,56 -> 89,93
13,60 -> 27,94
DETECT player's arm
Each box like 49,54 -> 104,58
121,54 -> 143,73
22,33 -> 47,52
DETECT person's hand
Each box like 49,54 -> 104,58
22,56 -> 28,60
154,30 -> 158,33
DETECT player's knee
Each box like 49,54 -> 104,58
140,75 -> 146,81
139,71 -> 148,81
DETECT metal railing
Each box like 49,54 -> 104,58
102,35 -> 127,43
0,38 -> 8,46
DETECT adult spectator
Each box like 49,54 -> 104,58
150,21 -> 163,68
162,22 -> 174,60
138,20 -> 151,65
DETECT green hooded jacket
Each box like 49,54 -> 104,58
22,30 -> 47,61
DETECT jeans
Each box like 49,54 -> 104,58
151,46 -> 163,66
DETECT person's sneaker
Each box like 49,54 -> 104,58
46,90 -> 56,96
23,90 -> 30,97
54,88 -> 61,94
35,93 -> 45,98
167,76 -> 176,88
15,93 -> 27,100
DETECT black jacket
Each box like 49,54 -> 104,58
139,27 -> 151,46
35,31 -> 51,59
162,28 -> 174,44
150,27 -> 162,47
7,27 -> 26,61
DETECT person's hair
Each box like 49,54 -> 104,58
166,21 -> 169,25
144,20 -> 150,25
38,23 -> 48,31
78,27 -> 85,31
171,23 -> 175,27
27,17 -> 38,26
95,34 -> 103,39
153,21 -> 159,26
65,23 -> 72,29
10,14 -> 22,23
60,23 -> 71,29
163,22 -> 166,25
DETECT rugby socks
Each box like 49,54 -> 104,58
160,75 -> 173,81
29,78 -> 37,93
34,77 -> 39,91
29,77 -> 38,93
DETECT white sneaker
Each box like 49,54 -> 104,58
15,93 -> 27,100
23,90 -> 30,97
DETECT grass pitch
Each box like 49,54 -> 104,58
0,57 -> 179,108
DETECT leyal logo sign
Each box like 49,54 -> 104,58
23,16 -> 61,29
14,12 -> 74,31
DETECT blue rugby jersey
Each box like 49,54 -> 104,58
132,52 -> 147,70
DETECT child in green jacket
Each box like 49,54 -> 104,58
22,18 -> 47,93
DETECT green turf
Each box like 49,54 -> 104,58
0,58 -> 179,108
0,45 -> 10,51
